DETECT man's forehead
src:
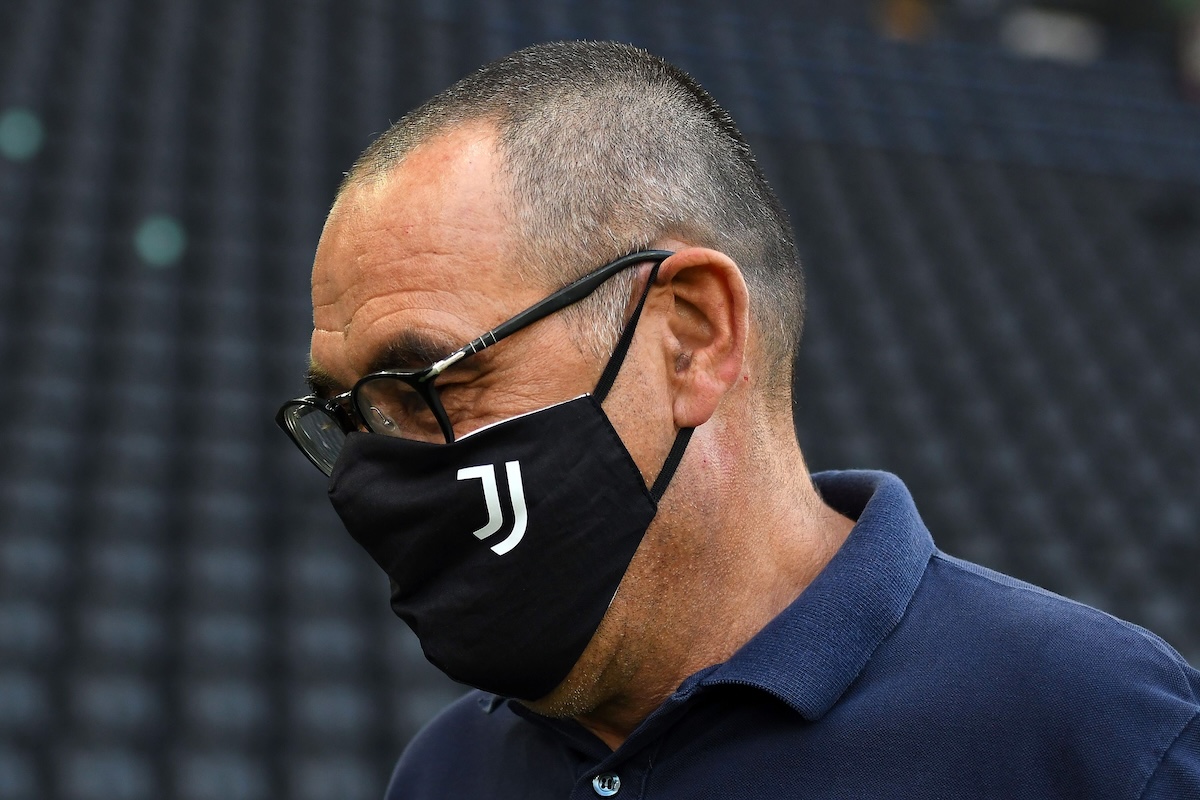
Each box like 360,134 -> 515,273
307,123 -> 537,385
312,125 -> 512,304
342,123 -> 505,223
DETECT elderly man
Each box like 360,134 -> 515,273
277,41 -> 1198,798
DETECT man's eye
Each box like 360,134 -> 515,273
357,379 -> 442,440
371,394 -> 427,425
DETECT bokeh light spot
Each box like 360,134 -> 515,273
134,215 -> 187,267
0,107 -> 45,161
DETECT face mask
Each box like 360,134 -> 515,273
326,272 -> 692,700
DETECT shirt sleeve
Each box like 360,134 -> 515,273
1140,712 -> 1200,799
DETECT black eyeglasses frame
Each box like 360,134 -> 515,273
276,249 -> 674,474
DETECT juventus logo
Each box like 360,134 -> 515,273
456,461 -> 528,555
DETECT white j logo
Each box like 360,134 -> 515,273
456,461 -> 528,555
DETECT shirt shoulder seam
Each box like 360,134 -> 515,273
1135,708 -> 1200,800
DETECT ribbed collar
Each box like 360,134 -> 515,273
692,470 -> 935,720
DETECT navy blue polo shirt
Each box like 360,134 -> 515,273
387,471 -> 1200,798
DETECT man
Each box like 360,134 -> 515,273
277,41 -> 1199,798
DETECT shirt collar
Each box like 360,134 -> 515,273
695,470 -> 935,720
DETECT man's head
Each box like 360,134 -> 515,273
304,41 -> 818,726
338,40 -> 804,400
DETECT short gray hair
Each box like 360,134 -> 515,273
345,41 -> 805,394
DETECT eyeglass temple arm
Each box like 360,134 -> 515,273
423,250 -> 673,379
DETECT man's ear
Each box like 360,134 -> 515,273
653,247 -> 749,428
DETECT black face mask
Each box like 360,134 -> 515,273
327,273 -> 692,700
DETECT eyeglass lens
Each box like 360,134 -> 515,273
354,376 -> 447,444
283,403 -> 349,474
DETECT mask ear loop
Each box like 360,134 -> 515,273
590,260 -> 694,504
649,426 -> 693,503
592,262 -> 661,404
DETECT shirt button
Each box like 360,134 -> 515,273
592,773 -> 621,796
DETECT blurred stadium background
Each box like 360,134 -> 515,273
1,0 -> 1198,797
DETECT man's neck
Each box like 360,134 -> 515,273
565,437 -> 856,750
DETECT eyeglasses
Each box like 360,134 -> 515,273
276,249 -> 673,475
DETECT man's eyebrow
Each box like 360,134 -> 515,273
305,332 -> 485,400
305,364 -> 345,399
364,331 -> 471,375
